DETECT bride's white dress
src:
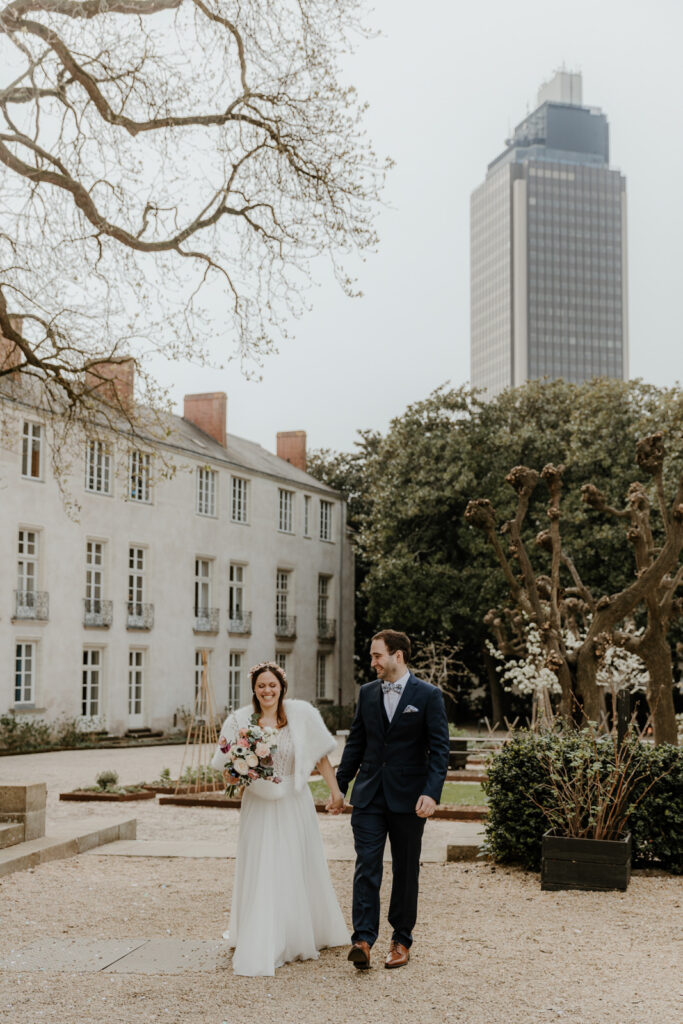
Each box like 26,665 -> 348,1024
225,724 -> 350,976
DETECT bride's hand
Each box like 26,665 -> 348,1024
325,793 -> 345,815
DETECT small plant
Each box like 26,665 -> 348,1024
533,726 -> 668,842
96,769 -> 120,791
179,765 -> 223,785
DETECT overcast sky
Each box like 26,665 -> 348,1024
152,0 -> 683,457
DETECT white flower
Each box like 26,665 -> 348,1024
233,758 -> 249,775
246,753 -> 259,768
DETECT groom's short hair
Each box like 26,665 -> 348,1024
372,629 -> 411,663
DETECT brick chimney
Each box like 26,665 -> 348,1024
85,358 -> 135,411
277,430 -> 307,472
0,316 -> 24,374
183,392 -> 227,447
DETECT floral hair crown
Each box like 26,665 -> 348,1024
249,660 -> 287,683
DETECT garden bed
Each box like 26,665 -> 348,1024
59,789 -> 157,802
157,792 -> 488,820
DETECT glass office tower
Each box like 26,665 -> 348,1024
470,71 -> 628,397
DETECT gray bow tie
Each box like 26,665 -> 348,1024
381,681 -> 403,695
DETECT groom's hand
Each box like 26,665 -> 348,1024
325,794 -> 345,815
415,794 -> 436,818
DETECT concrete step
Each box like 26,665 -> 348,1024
0,822 -> 24,849
0,817 -> 136,877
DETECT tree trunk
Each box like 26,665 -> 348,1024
640,634 -> 678,745
575,644 -> 605,725
484,648 -> 505,727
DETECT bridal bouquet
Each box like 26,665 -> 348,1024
217,714 -> 281,797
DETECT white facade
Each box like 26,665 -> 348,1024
0,388 -> 354,734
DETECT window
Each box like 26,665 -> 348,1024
316,653 -> 328,701
194,649 -> 211,698
318,574 -> 330,627
303,495 -> 311,537
228,652 -> 242,711
85,440 -> 112,495
194,558 -> 211,616
197,467 -> 217,516
278,489 -> 294,533
17,529 -> 38,602
15,642 -> 35,704
21,422 -> 42,479
85,541 -> 105,611
128,649 -> 144,716
231,477 -> 249,523
82,648 -> 102,717
128,546 -> 145,616
229,564 -> 245,621
276,570 -> 290,627
319,500 -> 332,541
275,652 -> 287,676
129,450 -> 151,503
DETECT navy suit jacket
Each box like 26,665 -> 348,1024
335,673 -> 450,814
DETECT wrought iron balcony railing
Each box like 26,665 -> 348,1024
275,615 -> 297,639
83,598 -> 113,628
14,590 -> 49,621
317,618 -> 337,642
126,601 -> 155,630
228,611 -> 252,635
194,607 -> 219,633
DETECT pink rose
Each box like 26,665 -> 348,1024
254,742 -> 269,758
247,769 -> 259,780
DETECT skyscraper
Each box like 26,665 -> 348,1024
470,70 -> 628,397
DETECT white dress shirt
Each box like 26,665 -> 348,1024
383,669 -> 411,722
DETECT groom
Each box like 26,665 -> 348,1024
332,629 -> 450,970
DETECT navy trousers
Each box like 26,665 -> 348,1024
350,785 -> 426,948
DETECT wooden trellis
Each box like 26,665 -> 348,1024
175,650 -> 222,794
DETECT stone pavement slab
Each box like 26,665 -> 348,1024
87,821 -> 484,863
0,817 -> 136,876
0,938 -> 228,975
1,938 -> 147,973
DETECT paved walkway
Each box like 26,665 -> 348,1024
0,743 -> 484,860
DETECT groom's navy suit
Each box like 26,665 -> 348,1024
336,673 -> 450,949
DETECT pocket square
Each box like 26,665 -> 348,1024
403,705 -> 419,713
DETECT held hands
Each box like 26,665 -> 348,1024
325,793 -> 346,815
415,794 -> 437,819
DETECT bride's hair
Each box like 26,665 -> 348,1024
250,661 -> 288,727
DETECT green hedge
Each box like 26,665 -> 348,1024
483,732 -> 683,874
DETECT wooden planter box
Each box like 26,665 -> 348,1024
60,790 -> 156,802
541,830 -> 632,892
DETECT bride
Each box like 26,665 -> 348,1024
211,660 -> 350,976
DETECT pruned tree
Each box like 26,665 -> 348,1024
0,0 -> 386,429
410,637 -> 477,707
465,434 -> 683,745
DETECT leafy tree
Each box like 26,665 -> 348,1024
0,0 -> 386,434
325,379 -> 683,719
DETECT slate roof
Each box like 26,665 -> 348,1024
167,414 -> 339,497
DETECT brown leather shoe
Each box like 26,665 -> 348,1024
384,941 -> 410,969
347,940 -> 371,970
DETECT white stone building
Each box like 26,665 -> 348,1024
0,369 -> 354,735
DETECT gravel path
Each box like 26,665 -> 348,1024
1,746 -> 682,1024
